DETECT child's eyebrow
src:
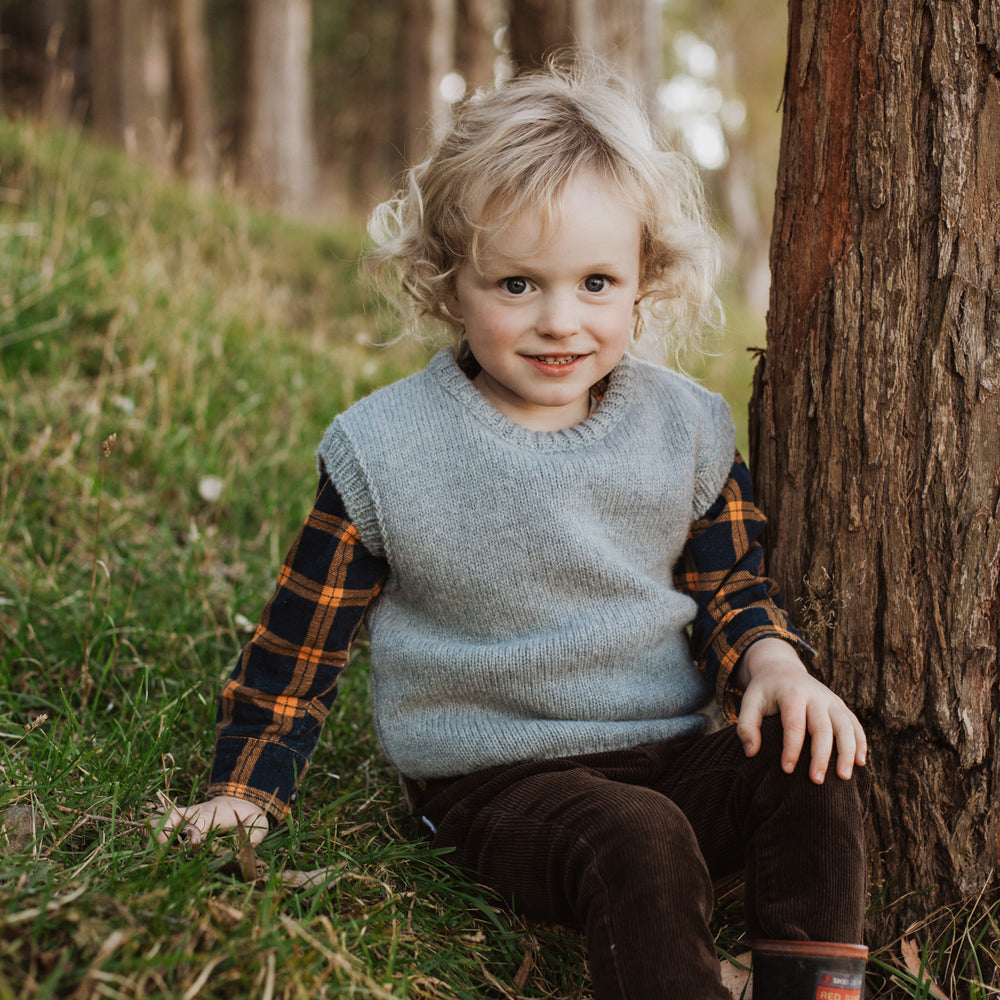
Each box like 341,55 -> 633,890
473,254 -> 529,276
481,254 -> 627,274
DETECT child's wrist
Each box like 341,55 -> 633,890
736,637 -> 807,687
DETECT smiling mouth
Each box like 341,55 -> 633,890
529,354 -> 582,365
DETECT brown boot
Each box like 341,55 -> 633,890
752,940 -> 868,999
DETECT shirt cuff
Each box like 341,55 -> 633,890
208,736 -> 311,821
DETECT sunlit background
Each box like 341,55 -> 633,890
0,0 -> 788,322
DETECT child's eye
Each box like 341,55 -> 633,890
500,276 -> 530,295
583,275 -> 610,292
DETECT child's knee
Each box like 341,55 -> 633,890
755,714 -> 792,768
750,718 -> 868,846
582,787 -> 711,891
756,715 -> 868,798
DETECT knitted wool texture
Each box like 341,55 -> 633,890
318,350 -> 736,779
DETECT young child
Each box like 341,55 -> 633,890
157,59 -> 869,999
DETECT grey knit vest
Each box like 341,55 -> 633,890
318,349 -> 735,779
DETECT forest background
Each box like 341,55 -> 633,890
2,2 -> 997,999
0,0 -> 782,336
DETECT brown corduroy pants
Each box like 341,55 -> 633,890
412,716 -> 869,1000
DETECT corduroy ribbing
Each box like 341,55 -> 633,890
318,350 -> 736,779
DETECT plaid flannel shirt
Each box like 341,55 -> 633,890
209,452 -> 811,819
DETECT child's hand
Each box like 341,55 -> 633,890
154,794 -> 270,845
735,638 -> 867,784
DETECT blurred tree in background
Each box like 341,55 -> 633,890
659,0 -> 786,314
506,0 -> 662,115
237,0 -> 314,206
0,0 -> 782,268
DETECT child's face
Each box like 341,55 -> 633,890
445,171 -> 642,432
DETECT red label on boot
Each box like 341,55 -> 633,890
815,970 -> 863,1000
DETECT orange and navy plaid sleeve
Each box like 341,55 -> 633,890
675,452 -> 814,723
208,475 -> 387,820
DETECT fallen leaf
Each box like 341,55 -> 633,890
235,822 -> 265,883
720,950 -> 753,999
1,805 -> 36,854
900,938 -> 949,999
514,949 -> 534,990
277,865 -> 344,888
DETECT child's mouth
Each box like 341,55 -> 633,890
529,354 -> 581,365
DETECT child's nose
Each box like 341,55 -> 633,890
538,291 -> 580,337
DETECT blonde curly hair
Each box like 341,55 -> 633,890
366,55 -> 722,360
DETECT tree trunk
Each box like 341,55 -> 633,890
690,0 -> 788,318
749,0 -> 1000,943
86,0 -> 170,159
0,0 -> 80,120
591,0 -> 661,115
717,130 -> 771,316
506,0 -> 661,117
506,0 -> 573,71
238,0 -> 315,209
119,0 -> 171,162
40,0 -> 76,123
170,0 -> 215,185
455,0 -> 499,93
401,0 -> 456,164
86,0 -> 120,141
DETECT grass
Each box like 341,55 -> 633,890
1,115 -> 996,999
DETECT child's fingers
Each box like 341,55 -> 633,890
814,703 -> 867,782
172,806 -> 215,844
833,709 -> 868,780
834,730 -> 857,781
735,690 -> 765,758
776,694 -> 808,774
236,813 -> 270,844
154,799 -> 269,845
153,806 -> 199,844
853,715 -> 868,767
806,706 -> 835,783
836,706 -> 856,779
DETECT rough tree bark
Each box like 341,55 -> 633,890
506,0 -> 661,115
749,0 -> 1000,942
237,0 -> 315,209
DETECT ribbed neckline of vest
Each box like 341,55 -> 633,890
428,348 -> 636,451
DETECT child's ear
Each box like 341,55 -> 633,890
444,288 -> 463,320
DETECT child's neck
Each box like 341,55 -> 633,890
470,369 -> 594,432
